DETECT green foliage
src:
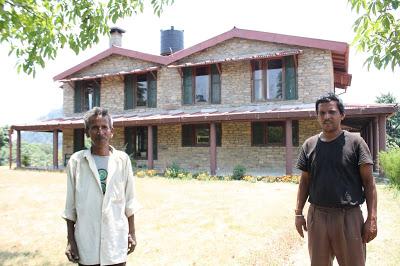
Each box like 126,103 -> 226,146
375,93 -> 400,147
1,0 -> 174,76
232,165 -> 246,180
379,148 -> 400,189
349,0 -> 400,70
0,126 -> 9,166
164,162 -> 184,178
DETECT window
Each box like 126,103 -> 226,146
124,72 -> 157,109
73,129 -> 85,152
182,124 -> 222,147
252,121 -> 299,146
74,79 -> 101,113
182,64 -> 221,105
124,126 -> 158,160
251,55 -> 297,101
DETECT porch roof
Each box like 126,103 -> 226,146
10,103 -> 397,132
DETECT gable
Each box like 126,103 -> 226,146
68,55 -> 160,79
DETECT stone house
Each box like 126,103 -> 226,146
10,27 -> 396,175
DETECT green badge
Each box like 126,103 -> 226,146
98,169 -> 108,194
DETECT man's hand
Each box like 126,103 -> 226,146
295,215 -> 307,238
127,233 -> 137,254
65,239 -> 79,263
362,217 -> 377,243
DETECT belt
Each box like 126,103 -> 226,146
312,204 -> 359,211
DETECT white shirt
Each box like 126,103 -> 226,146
62,147 -> 141,265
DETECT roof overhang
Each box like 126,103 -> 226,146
10,103 -> 396,132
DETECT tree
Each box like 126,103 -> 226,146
375,92 -> 400,147
349,0 -> 400,70
0,0 -> 173,76
0,126 -> 9,166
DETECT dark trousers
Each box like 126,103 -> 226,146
307,204 -> 366,266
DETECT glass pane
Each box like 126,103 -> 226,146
195,67 -> 209,102
285,56 -> 297,100
267,124 -> 284,144
211,65 -> 221,104
195,127 -> 210,145
267,59 -> 283,100
252,122 -> 264,145
292,120 -> 299,146
182,125 -> 193,146
137,74 -> 147,107
254,79 -> 263,101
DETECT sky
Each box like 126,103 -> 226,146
0,0 -> 399,126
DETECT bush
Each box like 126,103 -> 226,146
135,169 -> 157,178
232,165 -> 246,180
379,148 -> 400,189
164,162 -> 192,179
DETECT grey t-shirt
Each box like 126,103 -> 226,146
297,130 -> 373,207
93,154 -> 110,194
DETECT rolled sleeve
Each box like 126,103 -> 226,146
125,155 -> 142,217
62,159 -> 77,222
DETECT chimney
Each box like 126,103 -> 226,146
109,27 -> 125,47
160,26 -> 184,56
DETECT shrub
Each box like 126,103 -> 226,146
21,154 -> 31,167
196,172 -> 212,181
135,169 -> 158,178
232,165 -> 246,180
379,148 -> 400,189
243,175 -> 255,182
164,162 -> 192,179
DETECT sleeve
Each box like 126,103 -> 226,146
62,158 -> 77,222
125,154 -> 142,217
357,137 -> 374,166
296,144 -> 308,172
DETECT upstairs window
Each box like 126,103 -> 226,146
251,56 -> 297,101
124,72 -> 157,109
182,124 -> 222,147
252,121 -> 299,146
74,79 -> 101,113
182,64 -> 221,105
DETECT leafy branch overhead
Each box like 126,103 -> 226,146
0,0 -> 174,76
349,0 -> 400,70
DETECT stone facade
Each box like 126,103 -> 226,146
61,37 -> 331,173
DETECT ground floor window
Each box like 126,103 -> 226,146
251,120 -> 299,146
182,124 -> 222,147
124,126 -> 158,159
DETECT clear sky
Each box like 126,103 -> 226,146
0,0 -> 398,126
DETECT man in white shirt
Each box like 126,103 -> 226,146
63,107 -> 141,265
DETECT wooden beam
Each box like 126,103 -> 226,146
16,130 -> 21,168
373,117 -> 379,172
147,125 -> 154,169
285,119 -> 293,175
216,63 -> 222,75
210,122 -> 217,175
53,130 -> 59,169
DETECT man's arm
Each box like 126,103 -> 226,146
360,163 -> 377,243
127,215 -> 136,254
295,170 -> 310,238
65,219 -> 79,262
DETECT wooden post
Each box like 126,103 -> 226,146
368,121 -> 373,156
8,128 -> 13,169
378,115 -> 387,176
16,130 -> 21,168
285,119 -> 293,175
210,122 -> 217,176
53,130 -> 59,169
373,117 -> 379,172
147,125 -> 153,169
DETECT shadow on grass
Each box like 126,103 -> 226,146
0,250 -> 66,266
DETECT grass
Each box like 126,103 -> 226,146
0,166 -> 399,265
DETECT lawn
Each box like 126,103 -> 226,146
0,166 -> 399,265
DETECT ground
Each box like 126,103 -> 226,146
0,167 -> 399,265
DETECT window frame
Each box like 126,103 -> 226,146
251,55 -> 297,102
182,123 -> 222,147
124,71 -> 157,110
251,120 -> 299,147
74,79 -> 101,113
182,64 -> 221,105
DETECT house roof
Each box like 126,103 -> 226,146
10,103 -> 396,132
53,27 -> 350,81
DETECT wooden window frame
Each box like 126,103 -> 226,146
182,124 -> 222,147
251,121 -> 299,147
125,71 -> 157,110
251,56 -> 297,102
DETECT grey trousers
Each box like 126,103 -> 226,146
307,204 -> 366,266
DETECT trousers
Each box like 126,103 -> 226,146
307,204 -> 366,266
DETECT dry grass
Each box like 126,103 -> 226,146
0,166 -> 399,265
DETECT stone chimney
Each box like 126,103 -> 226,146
109,27 -> 125,47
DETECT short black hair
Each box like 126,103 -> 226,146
315,93 -> 345,115
83,107 -> 113,133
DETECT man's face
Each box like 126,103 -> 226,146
86,115 -> 113,148
317,101 -> 345,133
